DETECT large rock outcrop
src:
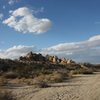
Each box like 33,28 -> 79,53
19,52 -> 76,65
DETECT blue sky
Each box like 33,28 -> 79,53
0,0 -> 100,63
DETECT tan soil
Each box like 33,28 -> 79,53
10,72 -> 100,100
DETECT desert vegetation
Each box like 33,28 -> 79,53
0,52 -> 100,100
0,52 -> 99,87
0,88 -> 15,100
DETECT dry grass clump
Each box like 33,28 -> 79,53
49,71 -> 66,82
0,90 -> 15,100
33,81 -> 49,88
32,74 -> 49,88
32,71 -> 69,87
33,72 -> 63,84
33,75 -> 50,88
17,76 -> 49,87
70,68 -> 93,75
82,69 -> 93,74
69,70 -> 81,75
18,78 -> 35,85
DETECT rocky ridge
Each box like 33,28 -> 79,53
19,51 -> 75,65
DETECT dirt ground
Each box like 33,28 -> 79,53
8,72 -> 100,100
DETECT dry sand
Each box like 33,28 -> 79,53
10,72 -> 100,100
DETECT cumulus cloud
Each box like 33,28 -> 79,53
0,13 -> 3,20
41,35 -> 100,63
0,45 -> 36,59
3,7 -> 52,34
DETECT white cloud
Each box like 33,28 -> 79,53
3,7 -> 52,34
0,35 -> 100,63
3,6 -> 6,9
8,0 -> 19,5
41,35 -> 100,63
42,35 -> 100,53
32,7 -> 44,14
8,0 -> 15,5
0,45 -> 36,59
88,35 -> 100,41
0,13 -> 3,20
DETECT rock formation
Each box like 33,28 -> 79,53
19,52 -> 76,65
19,51 -> 45,62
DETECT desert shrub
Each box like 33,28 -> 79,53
49,71 -> 65,82
33,75 -> 50,88
3,72 -> 18,79
0,77 -> 8,86
34,81 -> 49,88
41,69 -> 52,75
19,78 -> 34,85
69,70 -> 81,75
70,68 -> 93,75
67,71 -> 74,77
17,78 -> 26,84
26,80 -> 33,85
33,71 -> 70,85
82,69 -> 93,74
0,90 -> 15,100
83,63 -> 93,68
